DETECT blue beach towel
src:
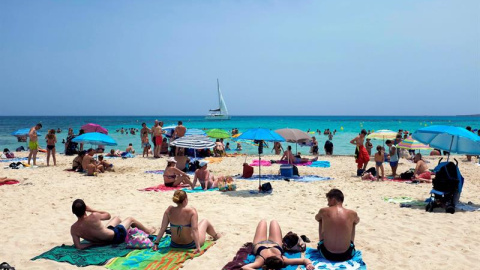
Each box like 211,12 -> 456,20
244,252 -> 301,270
309,161 -> 331,168
182,186 -> 219,193
301,247 -> 366,270
237,175 -> 332,182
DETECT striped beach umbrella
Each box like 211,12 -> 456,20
366,130 -> 397,140
169,135 -> 215,149
185,129 -> 207,136
396,137 -> 432,150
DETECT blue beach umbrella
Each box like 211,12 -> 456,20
412,125 -> 480,160
72,132 -> 117,146
11,128 -> 43,137
185,129 -> 207,136
237,128 -> 285,189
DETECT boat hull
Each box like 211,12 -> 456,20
205,115 -> 231,120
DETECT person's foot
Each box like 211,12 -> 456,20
212,232 -> 223,240
312,156 -> 318,161
148,227 -> 156,235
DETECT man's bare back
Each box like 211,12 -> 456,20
316,206 -> 359,253
175,125 -> 186,138
71,213 -> 114,246
29,127 -> 38,142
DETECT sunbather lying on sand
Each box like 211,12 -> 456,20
280,146 -> 318,164
241,220 -> 314,270
153,190 -> 221,253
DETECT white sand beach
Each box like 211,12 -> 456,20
1,153 -> 479,270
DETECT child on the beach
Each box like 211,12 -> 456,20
142,131 -> 150,157
45,129 -> 57,166
374,146 -> 385,181
236,142 -> 242,151
86,159 -> 99,176
98,155 -> 114,171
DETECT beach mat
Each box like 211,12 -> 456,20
105,236 -> 214,270
145,170 -> 194,175
204,157 -> 223,163
139,184 -> 189,192
182,186 -> 219,193
249,160 -> 272,167
383,197 -> 427,206
303,247 -> 366,270
309,161 -> 331,168
237,174 -> 333,182
31,243 -> 132,267
276,160 -> 312,166
0,180 -> 19,186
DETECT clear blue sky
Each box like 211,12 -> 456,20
1,0 -> 478,116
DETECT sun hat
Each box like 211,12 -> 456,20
199,160 -> 208,167
167,157 -> 177,163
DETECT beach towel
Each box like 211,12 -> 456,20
308,161 -> 331,168
276,160 -> 312,166
302,247 -> 366,270
0,180 -> 19,186
0,157 -> 28,163
31,243 -> 132,267
182,186 -> 219,193
204,157 -> 223,163
249,160 -> 272,167
139,184 -> 189,192
145,170 -> 194,175
383,197 -> 427,206
237,174 -> 332,182
105,236 -> 215,270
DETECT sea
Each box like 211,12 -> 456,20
1,116 -> 478,155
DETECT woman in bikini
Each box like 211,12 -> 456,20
192,161 -> 220,190
242,220 -> 314,270
153,190 -> 221,253
45,129 -> 57,166
163,157 -> 194,189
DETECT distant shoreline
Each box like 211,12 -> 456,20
0,114 -> 479,117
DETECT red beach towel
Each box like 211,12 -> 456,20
138,184 -> 189,192
0,180 -> 19,186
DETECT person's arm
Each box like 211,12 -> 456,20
192,171 -> 198,189
71,229 -> 95,250
153,207 -> 171,251
284,257 -> 314,270
203,171 -> 210,190
86,206 -> 111,220
349,137 -> 357,145
280,151 -> 286,160
413,162 -> 421,177
173,167 -> 189,178
352,211 -> 360,242
190,208 -> 201,253
241,257 -> 264,270
315,209 -> 323,241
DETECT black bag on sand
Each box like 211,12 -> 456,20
292,165 -> 300,176
261,182 -> 272,192
365,167 -> 376,176
400,171 -> 414,180
357,169 -> 365,176
282,231 -> 306,253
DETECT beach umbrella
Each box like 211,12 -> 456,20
412,125 -> 480,160
162,125 -> 177,138
367,129 -> 397,146
237,128 -> 285,189
275,128 -> 311,153
185,129 -> 207,136
11,128 -> 43,137
396,137 -> 432,152
81,123 -> 108,134
169,135 -> 215,158
206,129 -> 231,139
72,132 -> 117,146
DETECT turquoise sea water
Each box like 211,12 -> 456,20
0,116 -> 478,155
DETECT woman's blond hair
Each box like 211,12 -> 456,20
172,190 -> 187,204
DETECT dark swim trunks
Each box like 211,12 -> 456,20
317,240 -> 355,262
107,224 -> 127,244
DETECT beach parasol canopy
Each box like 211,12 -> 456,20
206,129 -> 231,139
275,128 -> 311,143
412,125 -> 480,158
366,130 -> 397,140
169,135 -> 215,150
237,128 -> 285,142
162,125 -> 177,138
11,128 -> 43,137
72,132 -> 117,146
396,137 -> 432,151
185,129 -> 207,136
81,123 -> 108,134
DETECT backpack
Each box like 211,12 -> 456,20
400,171 -> 414,180
365,167 -> 376,176
282,232 -> 306,253
292,165 -> 300,176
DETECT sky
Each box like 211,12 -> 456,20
0,0 -> 479,116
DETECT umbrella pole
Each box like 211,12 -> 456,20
447,135 -> 454,162
259,152 -> 261,190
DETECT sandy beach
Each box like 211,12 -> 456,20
1,152 -> 479,270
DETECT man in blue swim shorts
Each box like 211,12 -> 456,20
70,199 -> 155,249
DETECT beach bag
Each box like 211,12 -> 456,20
219,176 -> 237,192
242,163 -> 254,178
365,167 -> 376,176
356,169 -> 365,176
400,171 -> 414,180
126,228 -> 153,249
292,165 -> 299,176
261,182 -> 272,192
282,232 -> 306,253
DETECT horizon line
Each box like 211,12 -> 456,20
0,114 -> 479,117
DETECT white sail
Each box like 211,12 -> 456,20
206,79 -> 230,120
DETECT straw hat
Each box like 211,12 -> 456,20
167,157 -> 177,163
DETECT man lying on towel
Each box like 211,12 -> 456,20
70,199 -> 155,249
315,189 -> 360,262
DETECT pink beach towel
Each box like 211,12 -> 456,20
138,184 -> 189,192
249,160 -> 272,167
276,160 -> 312,166
0,180 -> 19,186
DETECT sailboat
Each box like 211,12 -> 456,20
205,79 -> 231,120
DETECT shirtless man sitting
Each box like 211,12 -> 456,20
192,161 -> 220,190
70,199 -> 155,249
413,153 -> 431,183
82,148 -> 104,173
315,189 -> 359,262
